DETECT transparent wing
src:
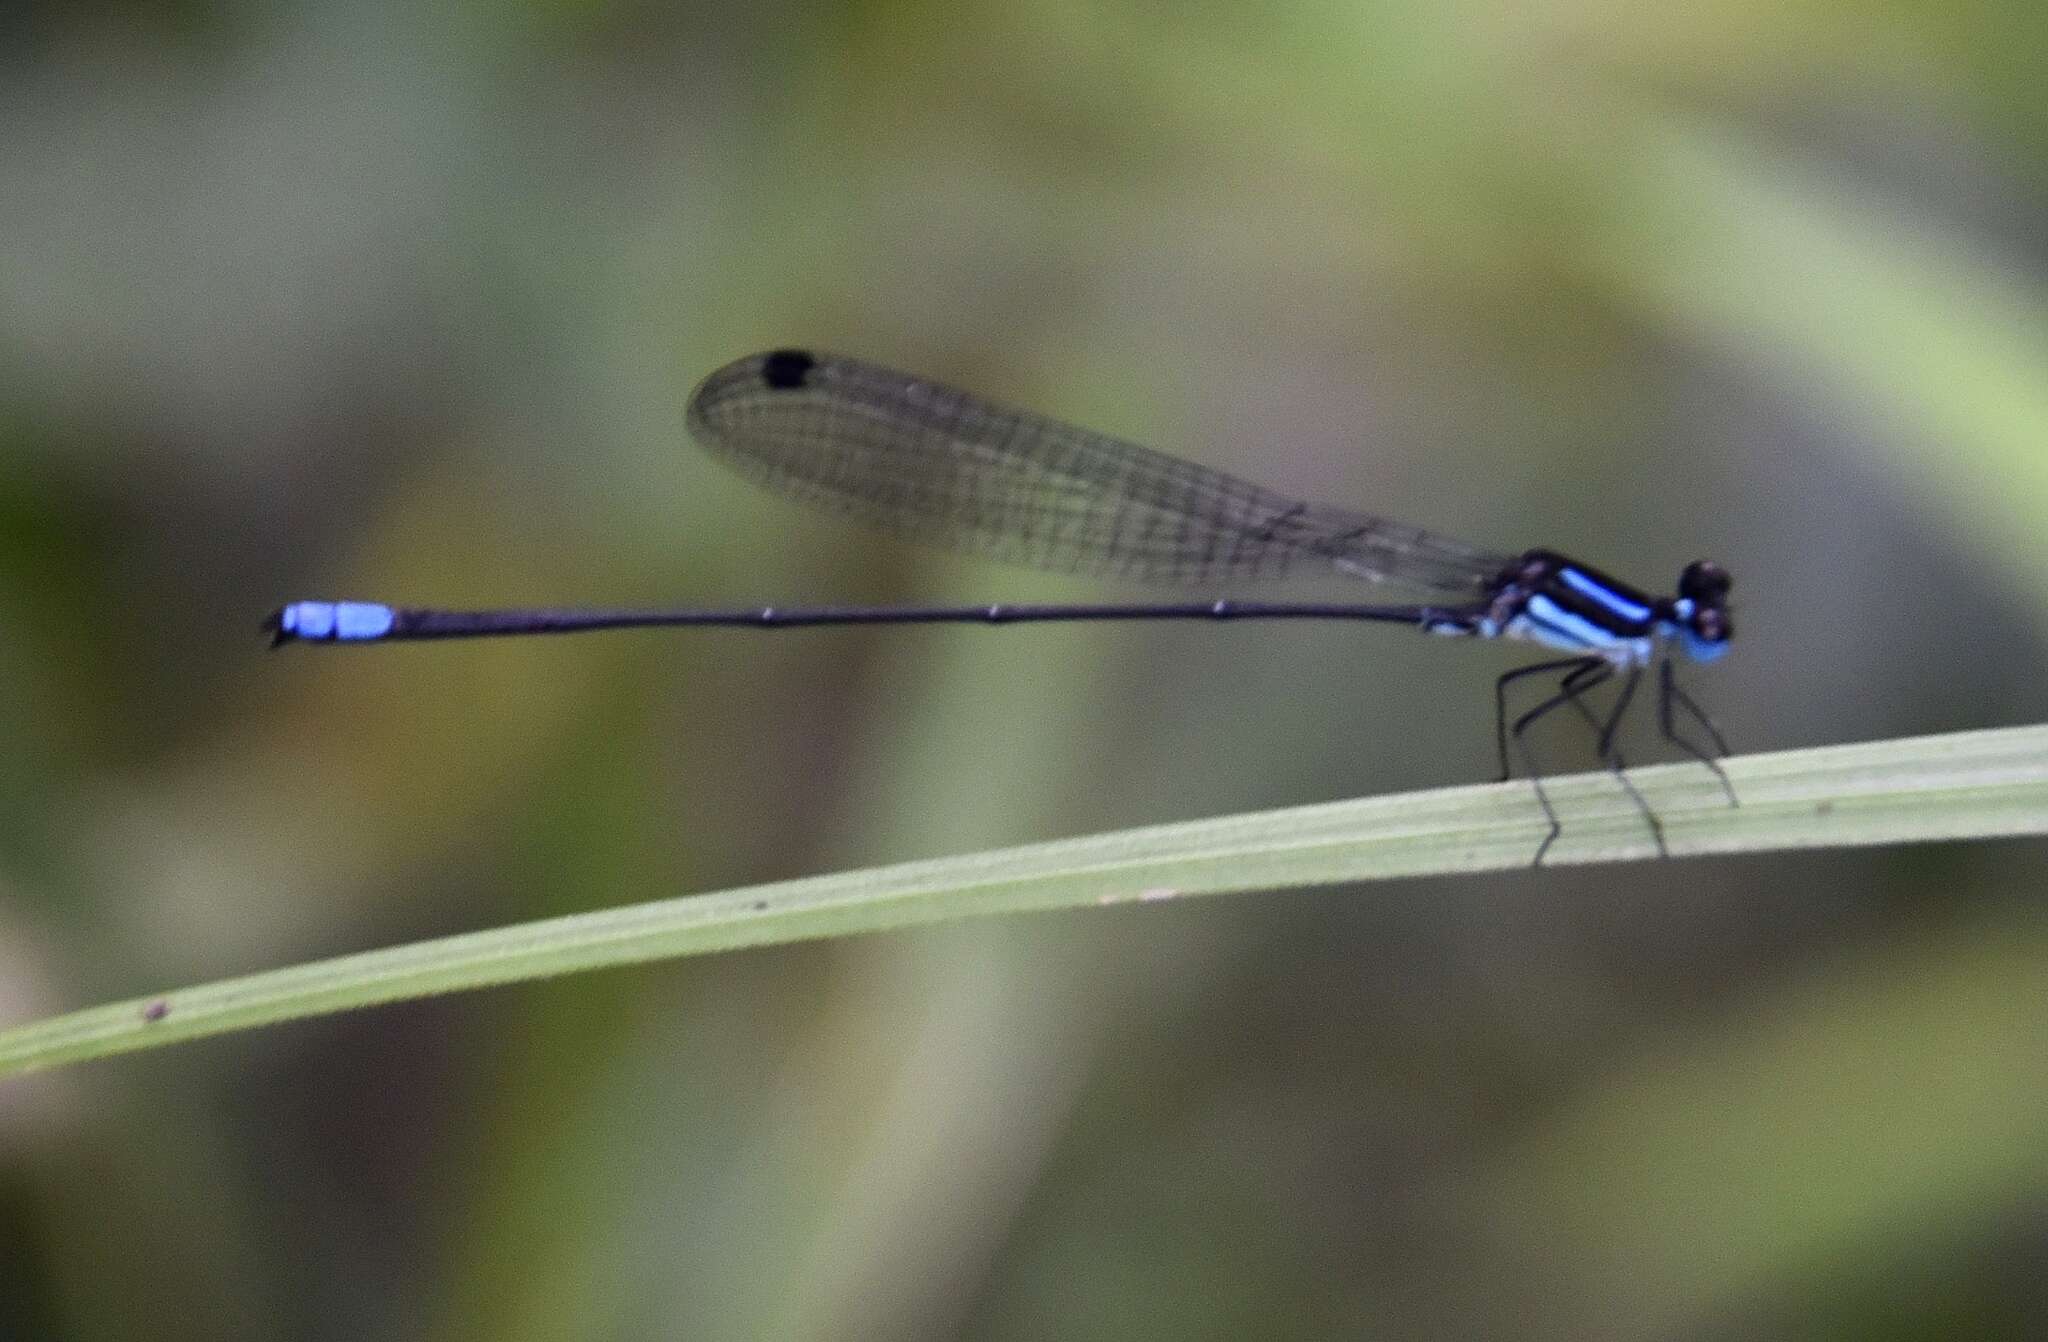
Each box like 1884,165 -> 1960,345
686,350 -> 1512,595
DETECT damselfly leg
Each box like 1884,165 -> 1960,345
1502,656 -> 1612,865
1659,660 -> 1739,807
1494,657 -> 1602,784
1593,665 -> 1667,858
1500,657 -> 1688,864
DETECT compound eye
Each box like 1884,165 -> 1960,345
1680,559 -> 1732,602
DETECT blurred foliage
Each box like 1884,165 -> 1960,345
1,0 -> 2045,1338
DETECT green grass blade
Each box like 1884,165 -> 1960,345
4,724 -> 2045,1078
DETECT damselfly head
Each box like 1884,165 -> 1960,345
1675,559 -> 1732,660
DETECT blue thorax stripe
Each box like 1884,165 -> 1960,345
1556,566 -> 1653,625
1522,593 -> 1616,650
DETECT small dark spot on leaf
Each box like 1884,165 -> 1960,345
142,999 -> 170,1022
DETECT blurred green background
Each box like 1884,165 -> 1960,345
3,1 -> 2046,1337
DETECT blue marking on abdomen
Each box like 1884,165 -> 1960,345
1557,567 -> 1652,625
281,601 -> 395,641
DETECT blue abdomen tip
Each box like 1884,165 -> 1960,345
281,601 -> 395,641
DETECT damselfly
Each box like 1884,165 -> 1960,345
270,349 -> 1737,862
